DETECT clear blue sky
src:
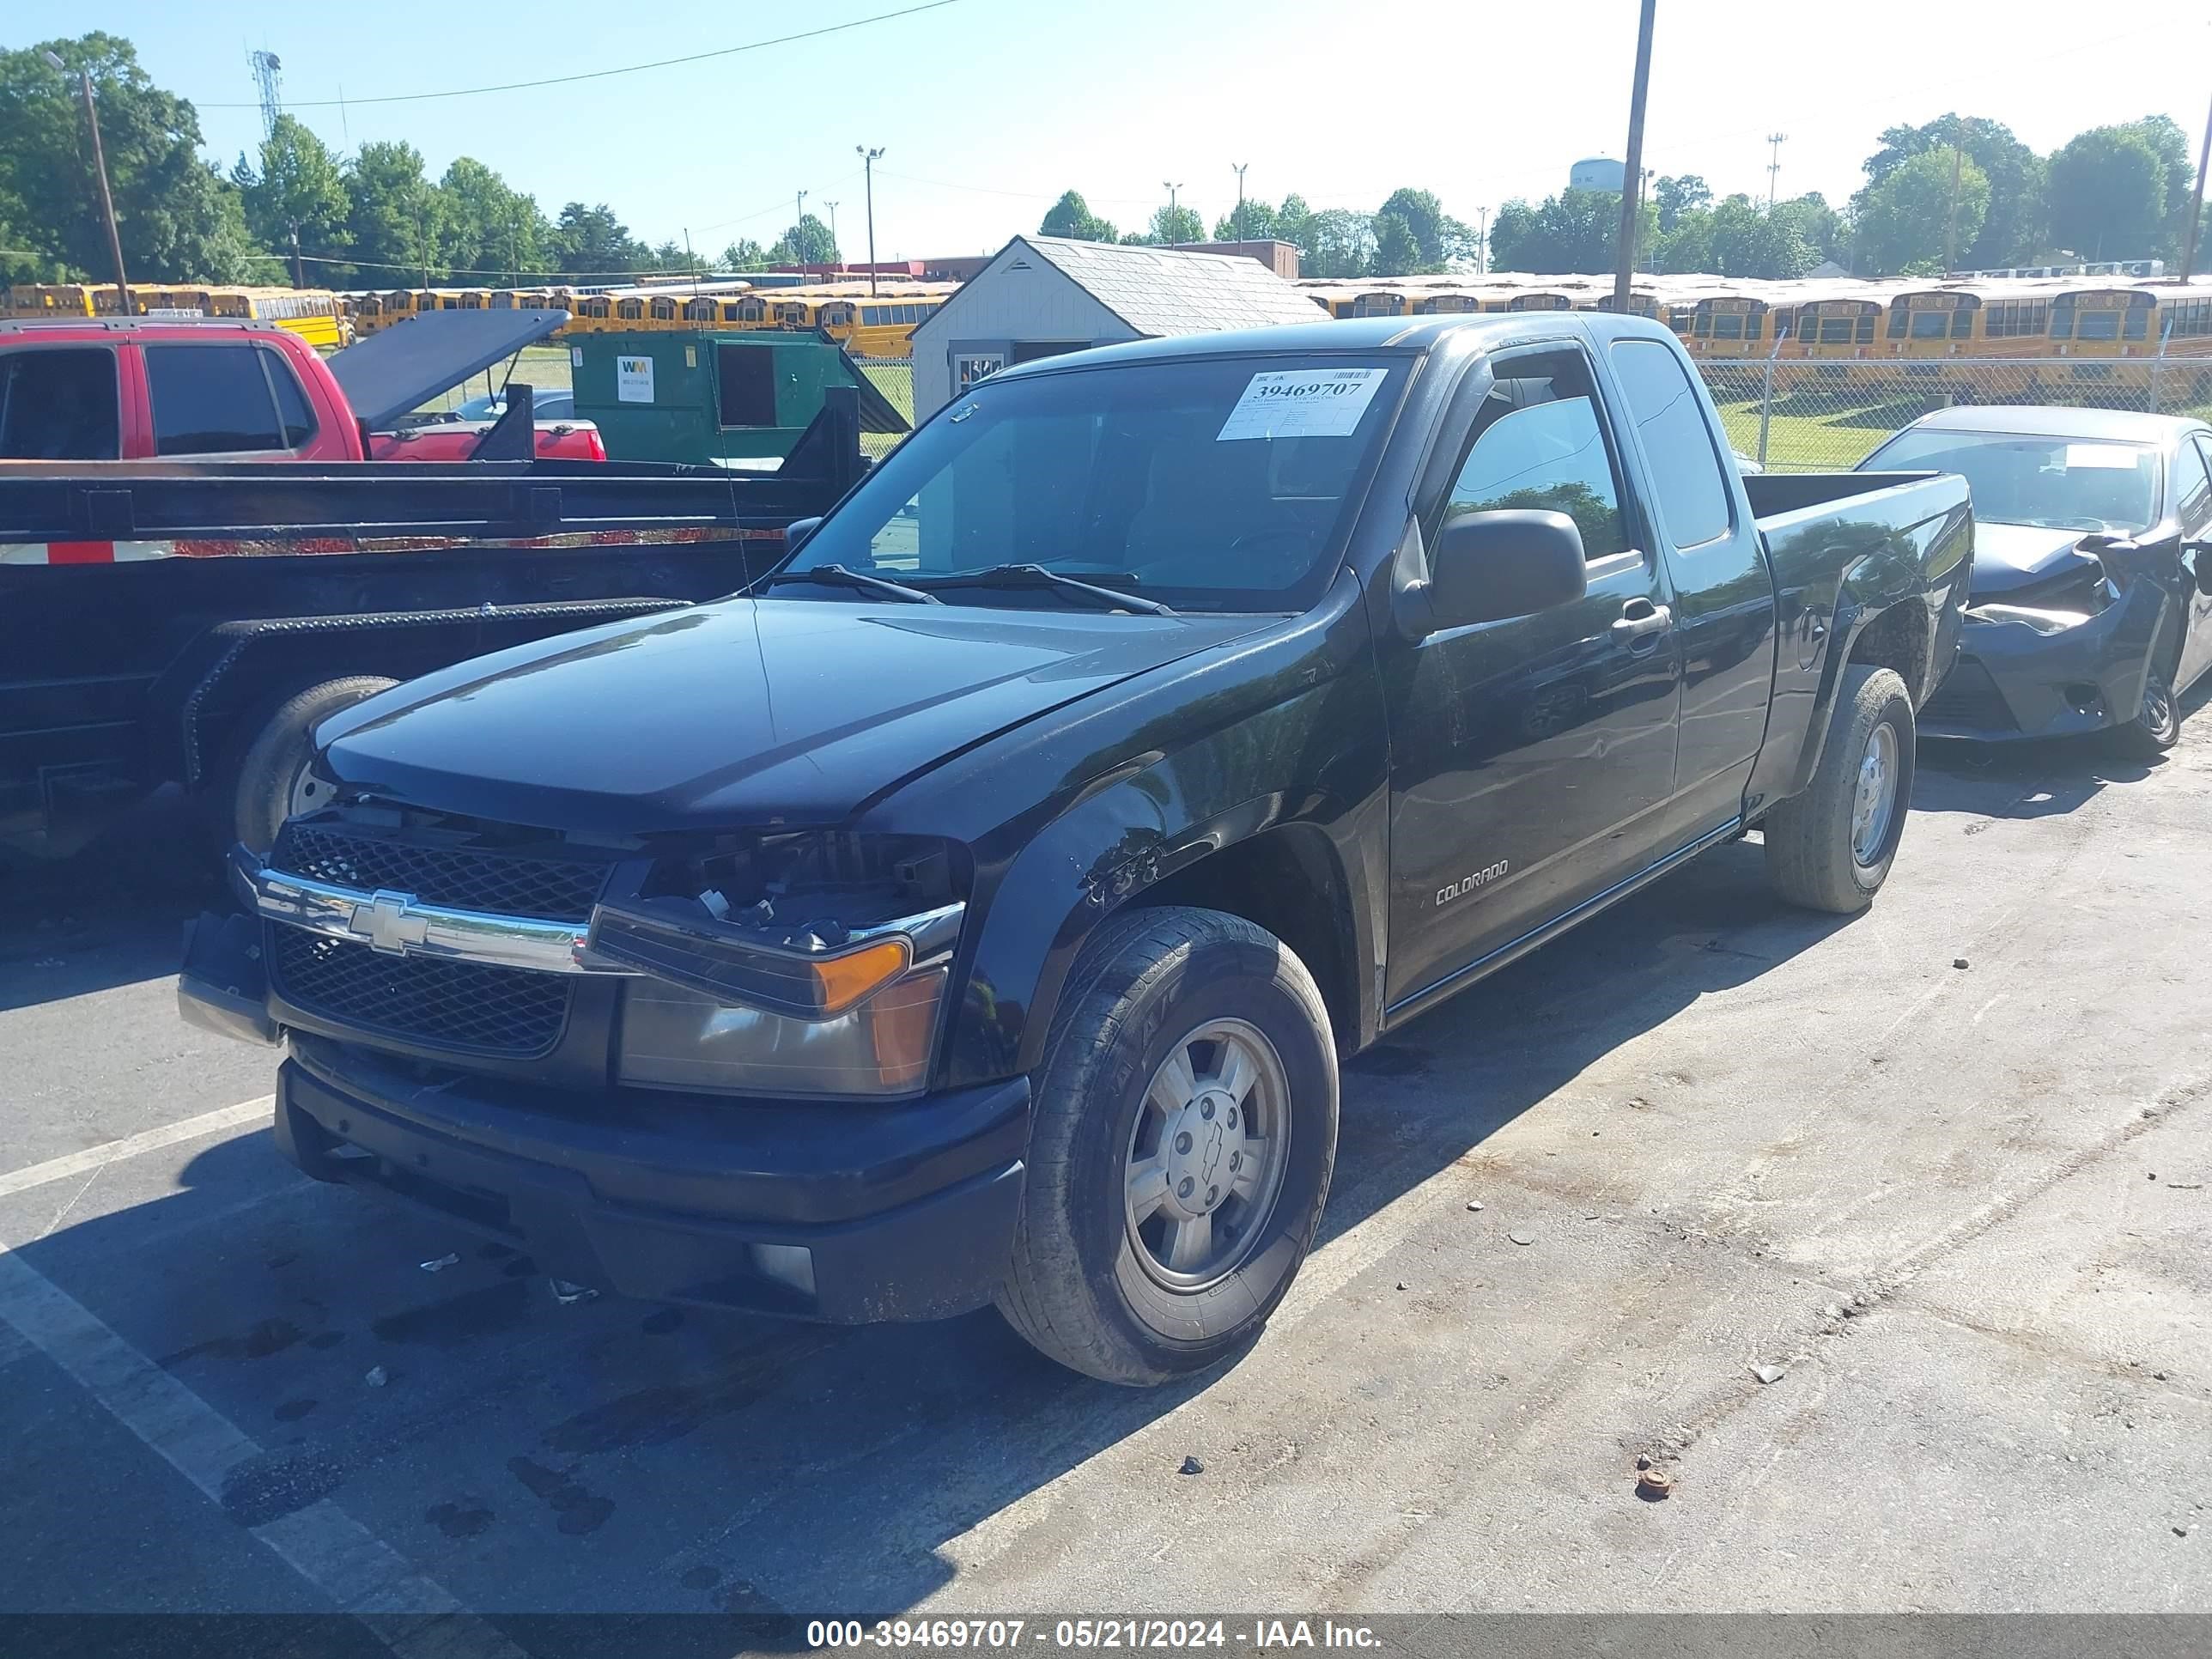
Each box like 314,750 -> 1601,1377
16,1 -> 2211,265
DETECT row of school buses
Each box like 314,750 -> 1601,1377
10,270 -> 2212,384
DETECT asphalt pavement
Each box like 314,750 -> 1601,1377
0,726 -> 2207,1634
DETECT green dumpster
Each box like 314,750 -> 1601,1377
568,330 -> 908,467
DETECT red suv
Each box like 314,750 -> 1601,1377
0,318 -> 604,464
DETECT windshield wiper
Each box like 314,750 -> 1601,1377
762,563 -> 940,605
909,565 -> 1176,616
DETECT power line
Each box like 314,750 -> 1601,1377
196,0 -> 961,108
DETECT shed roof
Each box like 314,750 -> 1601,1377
957,236 -> 1327,337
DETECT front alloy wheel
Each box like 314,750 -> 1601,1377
998,906 -> 1339,1386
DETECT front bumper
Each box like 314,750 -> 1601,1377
180,910 -> 1028,1324
1919,584 -> 2166,742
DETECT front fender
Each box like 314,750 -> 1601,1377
934,674 -> 1389,1092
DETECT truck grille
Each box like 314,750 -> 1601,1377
1923,659 -> 2016,733
270,928 -> 570,1058
271,823 -> 611,921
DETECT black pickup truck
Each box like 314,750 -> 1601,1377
179,315 -> 1972,1384
0,392 -> 866,863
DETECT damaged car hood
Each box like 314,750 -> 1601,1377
313,597 -> 1261,835
1969,521 -> 2106,599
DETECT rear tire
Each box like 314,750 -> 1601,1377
996,906 -> 1339,1386
2106,662 -> 2180,761
1764,665 -> 1915,915
231,676 -> 398,856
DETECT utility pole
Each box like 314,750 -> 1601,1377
1942,118 -> 1965,273
856,147 -> 885,295
46,52 -> 132,314
1611,0 -> 1656,311
823,202 -> 840,270
291,226 -> 305,289
794,189 -> 809,268
2182,89 -> 2212,282
1765,132 -> 1788,211
684,228 -> 698,295
1231,163 -> 1248,238
1476,206 -> 1489,275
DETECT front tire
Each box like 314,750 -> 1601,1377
231,676 -> 398,856
1764,665 -> 1915,915
996,907 -> 1339,1386
2106,661 -> 2180,761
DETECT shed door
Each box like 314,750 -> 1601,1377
953,352 -> 1004,392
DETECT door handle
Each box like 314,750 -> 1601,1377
1611,600 -> 1673,643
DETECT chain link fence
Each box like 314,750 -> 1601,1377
1695,356 -> 2212,473
851,357 -> 915,461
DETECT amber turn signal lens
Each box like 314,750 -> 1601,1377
807,937 -> 911,1016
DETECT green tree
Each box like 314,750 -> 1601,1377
0,33 -> 276,284
1488,190 -> 1641,275
234,114 -> 349,274
1041,189 -> 1117,242
344,140 -> 441,284
1856,149 -> 1988,275
720,238 -> 770,271
439,157 -> 548,283
1372,211 -> 1420,276
1707,193 -> 1814,278
552,202 -> 646,276
1376,186 -> 1445,266
1772,192 -> 1848,268
1132,204 -> 1204,246
1653,174 -> 1711,234
1861,115 -> 2043,268
2045,126 -> 2166,260
1212,198 -> 1277,241
767,213 -> 837,264
1302,207 -> 1376,277
2119,114 -> 2197,259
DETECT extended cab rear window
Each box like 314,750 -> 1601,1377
0,348 -> 120,460
146,343 -> 313,456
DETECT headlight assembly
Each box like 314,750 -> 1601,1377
591,890 -> 963,1097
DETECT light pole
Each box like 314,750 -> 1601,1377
2183,90 -> 2212,282
1231,163 -> 1248,239
45,50 -> 131,313
1164,181 -> 1184,243
824,202 -> 841,270
1476,205 -> 1489,276
1610,0 -> 1656,311
857,147 -> 884,295
794,189 -> 809,268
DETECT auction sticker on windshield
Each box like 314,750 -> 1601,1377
1217,368 -> 1387,441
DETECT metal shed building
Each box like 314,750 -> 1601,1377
908,235 -> 1328,417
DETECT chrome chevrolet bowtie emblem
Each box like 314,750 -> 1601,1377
348,889 -> 430,956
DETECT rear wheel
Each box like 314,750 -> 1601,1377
1764,665 -> 1915,915
996,907 -> 1338,1386
231,675 -> 398,856
2106,662 -> 2180,761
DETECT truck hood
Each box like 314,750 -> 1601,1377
1968,521 -> 2103,599
315,597 -> 1262,836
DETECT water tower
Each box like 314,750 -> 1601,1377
1570,156 -> 1626,193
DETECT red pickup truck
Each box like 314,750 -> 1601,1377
0,310 -> 604,465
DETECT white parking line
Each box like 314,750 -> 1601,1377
0,1097 -> 274,1200
0,1246 -> 524,1658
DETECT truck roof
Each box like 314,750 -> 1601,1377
987,311 -> 1675,384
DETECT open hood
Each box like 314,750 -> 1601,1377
326,308 -> 572,431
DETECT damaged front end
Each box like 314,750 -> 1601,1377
1922,534 -> 2175,741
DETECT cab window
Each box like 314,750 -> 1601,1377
1438,355 -> 1631,561
147,343 -> 287,454
0,348 -> 120,459
1608,337 -> 1733,548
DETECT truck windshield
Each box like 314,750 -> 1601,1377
782,354 -> 1409,611
1863,428 -> 2158,535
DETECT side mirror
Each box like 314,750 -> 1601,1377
783,516 -> 823,551
1413,509 -> 1588,634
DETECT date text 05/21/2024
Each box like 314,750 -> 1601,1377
806,1620 -> 1384,1651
